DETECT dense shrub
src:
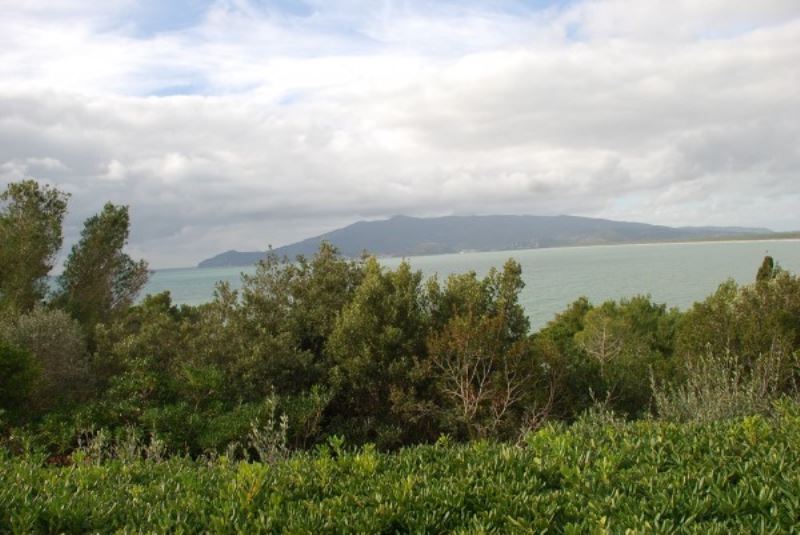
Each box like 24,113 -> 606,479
653,349 -> 798,422
676,269 -> 800,384
4,406 -> 800,532
532,295 -> 680,419
0,307 -> 88,413
0,341 -> 38,422
6,247 -> 799,455
4,182 -> 800,458
325,258 -> 432,447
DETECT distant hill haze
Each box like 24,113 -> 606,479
198,214 -> 774,268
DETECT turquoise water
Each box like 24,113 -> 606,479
147,240 -> 800,330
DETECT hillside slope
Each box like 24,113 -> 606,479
198,214 -> 772,267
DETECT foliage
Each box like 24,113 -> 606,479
4,178 -> 800,472
7,233 -> 799,454
0,341 -> 39,422
0,307 -> 88,414
56,202 -> 149,335
676,268 -> 800,393
531,297 -> 594,418
5,407 -> 800,532
326,258 -> 431,447
756,254 -> 777,283
233,241 -> 365,397
0,180 -> 69,312
533,295 -> 680,419
246,397 -> 289,464
4,178 -> 800,532
575,296 -> 680,416
653,348 -> 798,423
430,312 -> 533,439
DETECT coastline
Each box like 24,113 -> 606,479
169,234 -> 800,272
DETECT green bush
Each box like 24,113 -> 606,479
4,406 -> 800,532
653,348 -> 798,423
0,307 -> 89,414
0,341 -> 38,423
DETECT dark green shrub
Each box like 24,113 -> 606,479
0,341 -> 38,423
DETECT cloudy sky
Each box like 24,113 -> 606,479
1,0 -> 798,268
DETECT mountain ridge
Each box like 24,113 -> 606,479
198,214 -> 774,268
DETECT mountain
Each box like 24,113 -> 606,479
197,214 -> 774,268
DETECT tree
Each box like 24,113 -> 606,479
574,297 -> 679,416
57,203 -> 149,334
0,180 -> 69,312
575,309 -> 624,376
326,258 -> 431,447
235,241 -> 365,394
531,297 -> 594,419
756,255 -> 777,283
427,259 -> 537,439
429,313 -> 532,439
677,267 -> 800,392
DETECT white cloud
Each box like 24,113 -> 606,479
103,159 -> 127,181
0,0 -> 798,267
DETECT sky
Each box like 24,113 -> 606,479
1,0 -> 799,268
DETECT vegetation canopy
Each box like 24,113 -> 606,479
2,179 -> 800,531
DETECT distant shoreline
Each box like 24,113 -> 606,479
156,234 -> 800,272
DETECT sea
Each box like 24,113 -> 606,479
146,240 -> 800,331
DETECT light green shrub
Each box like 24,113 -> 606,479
653,348 -> 798,422
5,406 -> 800,532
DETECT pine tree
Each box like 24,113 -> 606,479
57,203 -> 149,334
0,180 -> 69,312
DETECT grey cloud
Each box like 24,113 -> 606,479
0,1 -> 798,267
